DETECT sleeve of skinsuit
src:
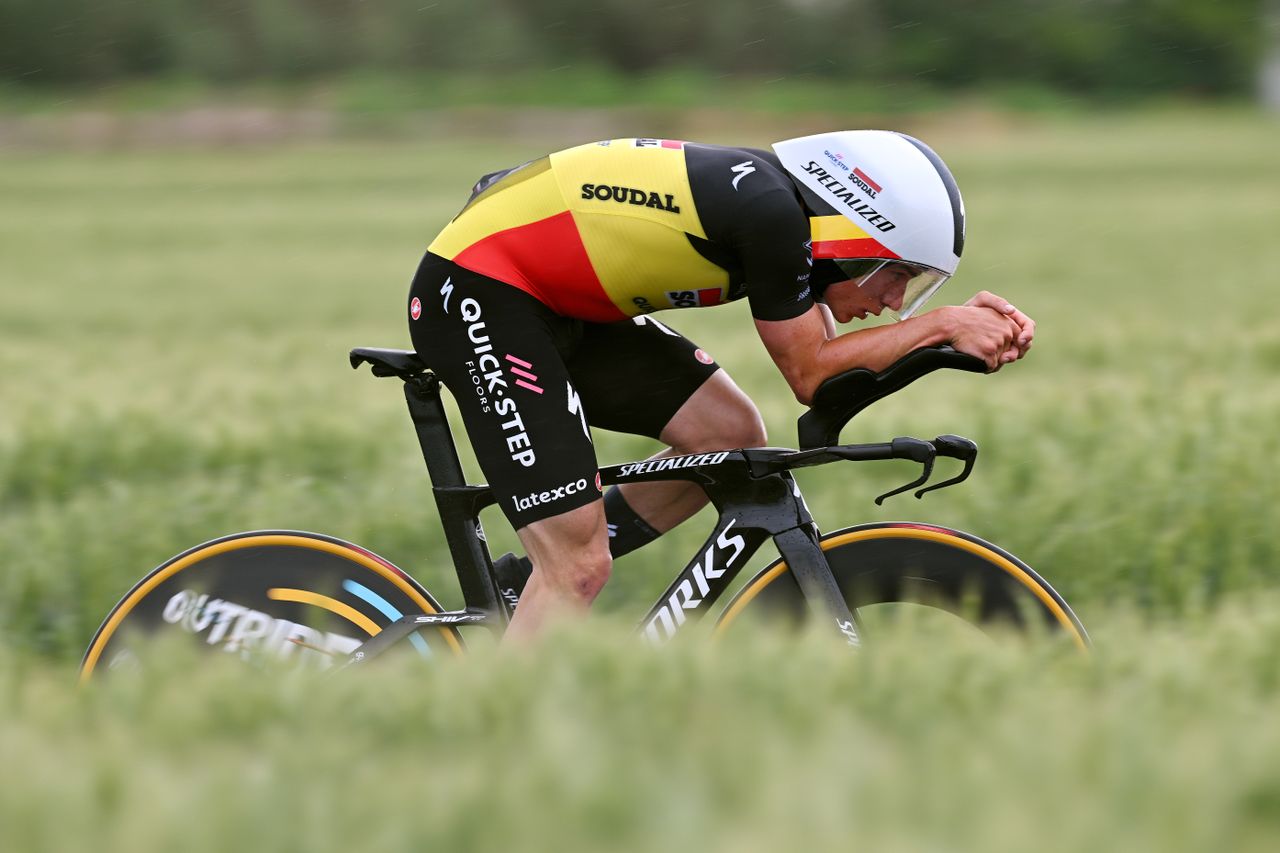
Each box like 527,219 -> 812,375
732,186 -> 817,321
683,143 -> 816,321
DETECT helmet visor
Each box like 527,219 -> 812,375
833,259 -> 950,321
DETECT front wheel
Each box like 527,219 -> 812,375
714,523 -> 1089,649
80,530 -> 464,683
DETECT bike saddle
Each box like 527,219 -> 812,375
797,346 -> 986,449
349,348 -> 429,379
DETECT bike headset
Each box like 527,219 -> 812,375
772,130 -> 966,320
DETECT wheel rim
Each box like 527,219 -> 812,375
715,525 -> 1088,650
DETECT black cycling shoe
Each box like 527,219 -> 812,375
492,552 -> 532,611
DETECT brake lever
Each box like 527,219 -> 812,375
874,437 -> 937,505
914,434 -> 978,498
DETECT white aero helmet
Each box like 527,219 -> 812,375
772,130 -> 966,319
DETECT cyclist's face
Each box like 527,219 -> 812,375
825,263 -> 915,322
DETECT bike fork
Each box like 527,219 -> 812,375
772,526 -> 863,648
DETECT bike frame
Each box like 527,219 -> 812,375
343,343 -> 990,664
347,370 -> 864,663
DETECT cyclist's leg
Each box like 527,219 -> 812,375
407,255 -> 611,638
505,500 -> 611,641
643,369 -> 766,530
569,314 -> 767,536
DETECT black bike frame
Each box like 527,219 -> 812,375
398,370 -> 865,646
345,343 -> 987,660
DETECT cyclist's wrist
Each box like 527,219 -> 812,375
912,306 -> 959,347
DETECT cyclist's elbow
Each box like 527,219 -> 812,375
787,373 -> 821,407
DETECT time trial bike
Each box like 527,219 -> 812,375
80,344 -> 1088,681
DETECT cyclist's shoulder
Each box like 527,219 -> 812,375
682,143 -> 804,241
684,142 -> 794,194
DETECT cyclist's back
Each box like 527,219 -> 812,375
427,138 -> 818,324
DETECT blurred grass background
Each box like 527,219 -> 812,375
4,1 -> 1280,850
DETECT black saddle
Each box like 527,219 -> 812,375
349,348 -> 428,379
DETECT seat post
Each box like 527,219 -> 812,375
402,373 -> 467,489
402,374 -> 507,620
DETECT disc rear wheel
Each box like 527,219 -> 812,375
80,530 -> 464,682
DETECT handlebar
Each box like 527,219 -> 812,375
796,345 -> 986,450
747,432 -> 979,503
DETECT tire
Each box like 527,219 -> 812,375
714,523 -> 1089,649
80,530 -> 464,683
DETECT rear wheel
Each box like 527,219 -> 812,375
714,523 -> 1088,649
80,530 -> 464,683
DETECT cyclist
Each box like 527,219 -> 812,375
407,131 -> 1033,641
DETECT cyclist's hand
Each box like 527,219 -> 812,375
941,305 -> 1021,372
963,291 -> 1035,362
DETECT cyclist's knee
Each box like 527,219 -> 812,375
664,372 -> 767,452
532,542 -> 611,604
563,550 -> 613,602
518,502 -> 613,603
722,403 -> 767,449
686,398 -> 767,451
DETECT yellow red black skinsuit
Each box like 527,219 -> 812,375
428,137 -> 836,324
409,138 -> 836,527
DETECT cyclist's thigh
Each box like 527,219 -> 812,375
566,314 -> 722,439
407,254 -> 603,529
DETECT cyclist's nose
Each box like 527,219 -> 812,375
885,283 -> 906,311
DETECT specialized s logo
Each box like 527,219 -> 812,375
730,160 -> 756,190
566,381 -> 590,442
410,297 -> 422,320
633,315 -> 681,337
439,276 -> 454,313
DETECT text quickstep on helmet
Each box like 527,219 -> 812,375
772,131 -> 966,319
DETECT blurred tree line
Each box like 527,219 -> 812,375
0,0 -> 1265,97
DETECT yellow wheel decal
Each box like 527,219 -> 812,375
266,588 -> 381,637
714,527 -> 1087,650
80,534 -> 462,682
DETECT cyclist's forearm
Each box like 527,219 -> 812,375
815,309 -> 954,377
757,305 -> 955,405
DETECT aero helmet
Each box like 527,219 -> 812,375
773,131 -> 966,319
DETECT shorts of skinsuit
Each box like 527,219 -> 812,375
407,252 -> 721,529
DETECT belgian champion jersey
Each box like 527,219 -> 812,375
428,138 -> 832,323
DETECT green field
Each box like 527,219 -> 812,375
3,107 -> 1280,850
